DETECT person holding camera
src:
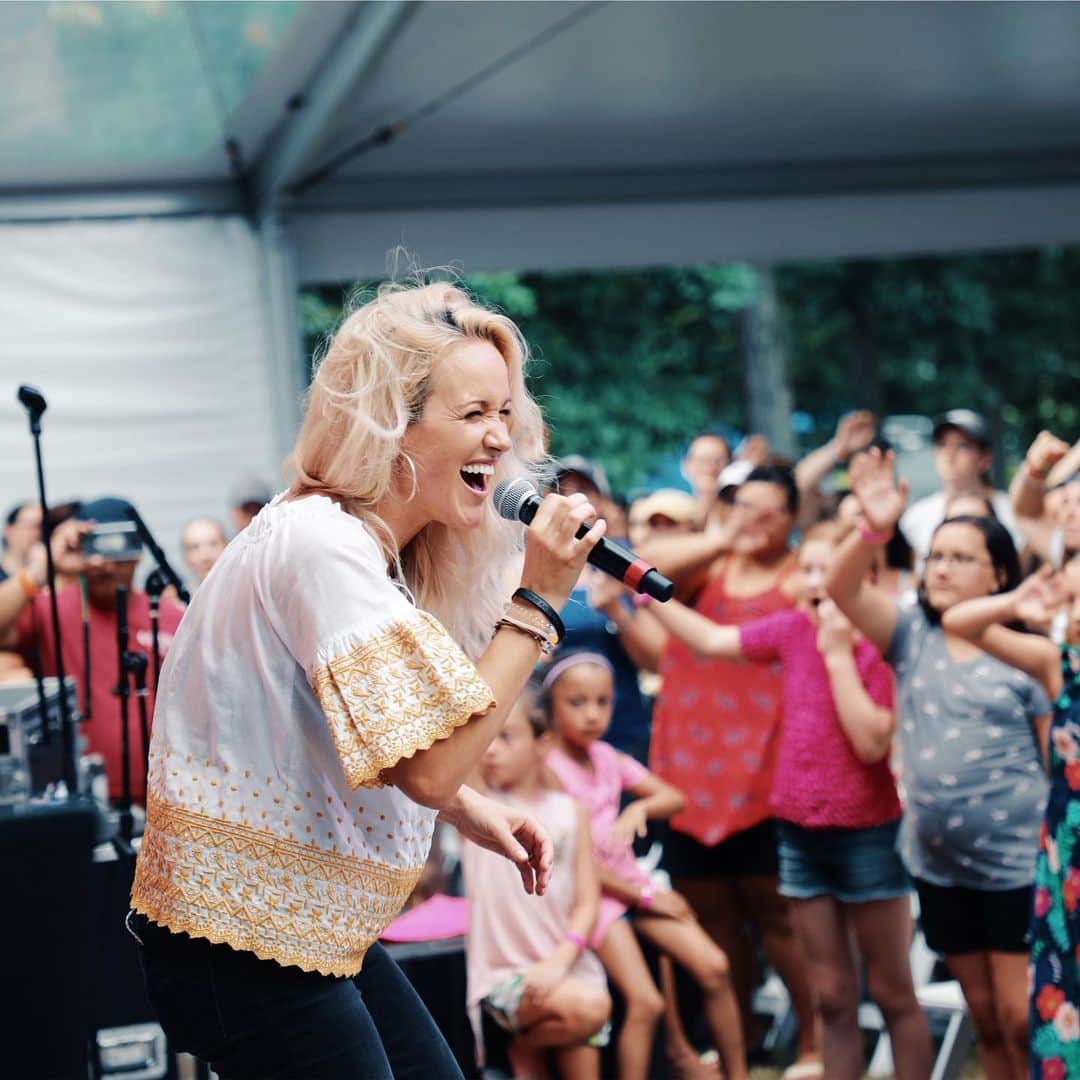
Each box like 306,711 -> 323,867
0,496 -> 184,802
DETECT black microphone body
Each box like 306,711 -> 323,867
495,479 -> 674,602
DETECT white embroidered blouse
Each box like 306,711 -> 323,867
131,494 -> 495,976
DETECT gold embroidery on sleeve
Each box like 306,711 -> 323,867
311,611 -> 495,788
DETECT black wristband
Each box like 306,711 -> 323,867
512,588 -> 565,644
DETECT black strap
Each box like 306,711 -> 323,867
512,588 -> 565,644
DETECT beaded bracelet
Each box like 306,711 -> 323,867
496,614 -> 557,656
512,588 -> 565,644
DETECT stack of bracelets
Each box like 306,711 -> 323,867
496,587 -> 565,655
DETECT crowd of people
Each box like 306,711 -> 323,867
5,281 -> 1080,1079
454,410 -> 1080,1080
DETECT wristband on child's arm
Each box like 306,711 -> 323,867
564,930 -> 587,951
858,525 -> 894,545
637,883 -> 655,909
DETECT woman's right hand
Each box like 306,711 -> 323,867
518,492 -> 607,608
849,447 -> 909,534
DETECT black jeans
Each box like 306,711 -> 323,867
129,912 -> 465,1079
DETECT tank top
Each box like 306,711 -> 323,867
649,555 -> 796,846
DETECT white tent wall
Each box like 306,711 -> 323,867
0,215 -> 296,585
287,182 -> 1080,283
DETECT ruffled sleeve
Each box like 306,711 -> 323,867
274,505 -> 495,788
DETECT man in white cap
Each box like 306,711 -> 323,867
899,409 -> 1024,561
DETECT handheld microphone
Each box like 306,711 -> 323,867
494,478 -> 674,602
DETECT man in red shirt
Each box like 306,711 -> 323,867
0,497 -> 185,803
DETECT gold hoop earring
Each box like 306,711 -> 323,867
398,453 -> 419,503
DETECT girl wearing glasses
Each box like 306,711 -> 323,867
828,448 -> 1050,1080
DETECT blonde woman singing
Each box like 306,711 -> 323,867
127,282 -> 605,1079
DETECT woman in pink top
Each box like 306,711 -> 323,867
649,522 -> 932,1080
542,653 -> 746,1080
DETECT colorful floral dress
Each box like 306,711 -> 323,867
1030,646 -> 1080,1076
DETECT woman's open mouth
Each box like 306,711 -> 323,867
460,462 -> 494,495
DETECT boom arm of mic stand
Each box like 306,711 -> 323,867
124,507 -> 190,604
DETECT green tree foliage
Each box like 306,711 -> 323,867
779,249 -> 1080,464
301,248 -> 1080,494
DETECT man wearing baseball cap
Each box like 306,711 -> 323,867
899,409 -> 1025,559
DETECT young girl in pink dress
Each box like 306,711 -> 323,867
464,690 -> 611,1079
541,653 -> 746,1080
648,522 -> 932,1080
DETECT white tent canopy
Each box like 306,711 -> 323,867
3,0 -> 1080,575
6,0 -> 1080,261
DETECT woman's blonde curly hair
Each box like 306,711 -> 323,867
288,279 -> 548,659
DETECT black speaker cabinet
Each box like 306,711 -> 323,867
0,798 -> 99,1079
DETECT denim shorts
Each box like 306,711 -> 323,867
777,819 -> 910,904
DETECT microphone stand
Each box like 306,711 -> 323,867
125,650 -> 150,783
81,581 -> 92,724
124,507 -> 190,606
28,632 -> 50,747
16,385 -> 78,792
113,585 -> 134,849
144,569 -> 167,687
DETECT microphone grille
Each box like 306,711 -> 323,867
492,477 -> 537,522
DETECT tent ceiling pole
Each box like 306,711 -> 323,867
252,0 -> 416,218
0,185 -> 241,224
257,213 -> 308,469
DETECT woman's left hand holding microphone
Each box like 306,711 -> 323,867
518,491 -> 607,609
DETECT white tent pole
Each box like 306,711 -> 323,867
257,213 -> 307,473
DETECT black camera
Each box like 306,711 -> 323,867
81,521 -> 142,562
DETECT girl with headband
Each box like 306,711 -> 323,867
542,652 -> 746,1080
